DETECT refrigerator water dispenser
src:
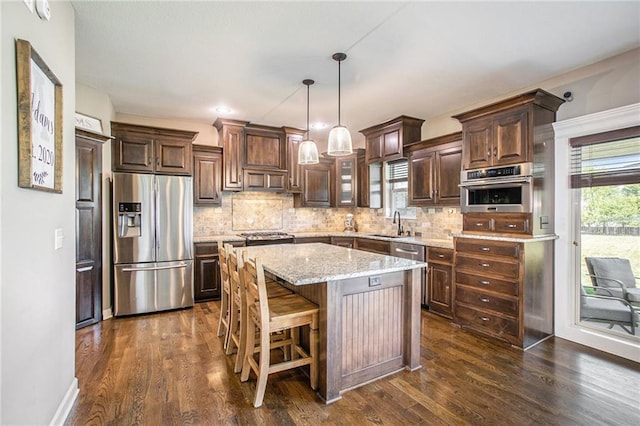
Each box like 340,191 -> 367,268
118,202 -> 142,238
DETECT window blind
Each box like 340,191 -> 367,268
569,126 -> 640,188
386,159 -> 408,183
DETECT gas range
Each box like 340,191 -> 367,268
238,231 -> 295,246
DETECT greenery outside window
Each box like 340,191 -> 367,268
384,159 -> 417,219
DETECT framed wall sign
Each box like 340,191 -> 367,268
75,112 -> 103,134
16,38 -> 63,193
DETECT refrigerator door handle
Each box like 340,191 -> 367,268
122,263 -> 189,272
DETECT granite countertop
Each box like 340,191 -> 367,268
241,243 -> 426,285
194,231 -> 454,249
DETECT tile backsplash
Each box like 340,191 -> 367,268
193,191 -> 462,239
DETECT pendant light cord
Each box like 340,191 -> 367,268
306,82 -> 310,139
337,59 -> 341,126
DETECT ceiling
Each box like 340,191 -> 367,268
72,1 -> 640,145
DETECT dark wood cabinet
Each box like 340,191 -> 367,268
356,150 -> 370,207
427,247 -> 454,319
214,118 -> 247,191
294,157 -> 334,208
242,168 -> 287,191
462,212 -> 531,235
75,129 -> 109,329
214,119 -> 295,192
284,127 -> 306,193
193,145 -> 222,206
355,238 -> 390,255
407,132 -> 462,207
332,236 -> 355,248
294,236 -> 332,244
194,240 -> 245,302
453,236 -> 553,348
111,122 -> 196,175
360,115 -> 424,164
453,89 -> 564,170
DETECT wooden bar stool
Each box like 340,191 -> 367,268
225,246 -> 292,373
216,241 -> 232,350
240,252 -> 319,408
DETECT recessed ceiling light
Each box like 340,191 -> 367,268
215,106 -> 232,114
310,122 -> 327,129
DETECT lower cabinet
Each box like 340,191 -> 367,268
194,241 -> 245,302
355,238 -> 390,255
453,236 -> 553,349
332,236 -> 355,248
294,236 -> 332,244
427,247 -> 454,318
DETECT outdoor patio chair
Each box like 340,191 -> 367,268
585,257 -> 640,305
580,285 -> 638,335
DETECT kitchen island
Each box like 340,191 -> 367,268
240,243 -> 426,403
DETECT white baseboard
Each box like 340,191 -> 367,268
103,307 -> 113,320
49,377 -> 79,426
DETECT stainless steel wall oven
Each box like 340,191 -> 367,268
460,163 -> 533,213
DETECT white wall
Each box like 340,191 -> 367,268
1,1 -> 77,424
422,48 -> 640,139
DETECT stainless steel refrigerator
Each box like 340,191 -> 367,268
112,172 -> 193,316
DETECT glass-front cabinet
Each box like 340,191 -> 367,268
336,157 -> 356,206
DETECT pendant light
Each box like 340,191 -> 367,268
327,52 -> 353,156
298,79 -> 320,165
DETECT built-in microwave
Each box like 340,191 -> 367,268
459,163 -> 533,213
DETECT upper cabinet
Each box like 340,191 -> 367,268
453,89 -> 564,170
214,119 -> 301,192
294,157 -> 334,208
193,145 -> 223,206
111,122 -> 197,175
335,149 -> 366,207
406,132 -> 462,207
213,118 -> 248,191
283,127 -> 306,193
360,115 -> 425,164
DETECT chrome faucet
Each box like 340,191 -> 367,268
392,211 -> 403,236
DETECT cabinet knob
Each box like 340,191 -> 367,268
493,147 -> 497,157
479,247 -> 490,251
487,149 -> 491,159
479,280 -> 490,285
475,223 -> 485,227
479,262 -> 490,268
437,254 -> 445,258
506,224 -> 517,228
479,297 -> 490,303
480,316 -> 490,322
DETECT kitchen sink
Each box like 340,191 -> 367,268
369,233 -> 406,239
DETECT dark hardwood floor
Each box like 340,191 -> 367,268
66,301 -> 640,425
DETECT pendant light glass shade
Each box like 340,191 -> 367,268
298,79 -> 319,165
327,125 -> 353,156
298,139 -> 319,164
327,52 -> 353,156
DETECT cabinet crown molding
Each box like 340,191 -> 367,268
452,88 -> 565,123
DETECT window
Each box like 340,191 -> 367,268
570,126 -> 640,339
384,159 -> 417,219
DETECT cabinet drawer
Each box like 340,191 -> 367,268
455,271 -> 518,297
455,305 -> 519,340
455,254 -> 519,279
428,247 -> 453,264
493,216 -> 530,234
456,286 -> 518,316
355,238 -> 390,255
463,215 -> 492,232
455,239 -> 520,259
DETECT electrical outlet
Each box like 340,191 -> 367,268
369,276 -> 381,287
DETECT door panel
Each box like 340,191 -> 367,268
156,175 -> 193,262
75,132 -> 103,329
114,261 -> 193,316
112,173 -> 155,264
